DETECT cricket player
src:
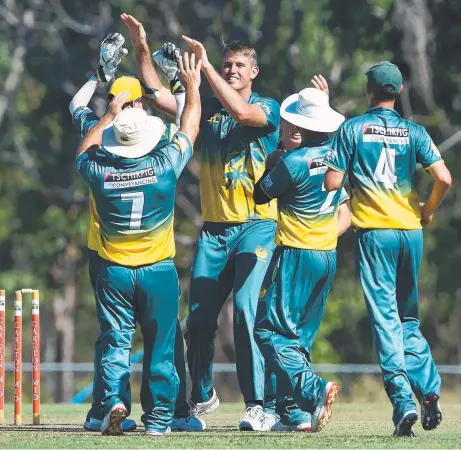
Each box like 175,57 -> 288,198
122,13 -> 280,430
324,61 -> 452,436
262,75 -> 334,429
70,33 -> 202,432
253,87 -> 350,433
76,50 -> 201,435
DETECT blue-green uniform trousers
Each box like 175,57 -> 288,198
254,246 -> 336,416
87,250 -> 190,421
95,256 -> 180,431
356,229 -> 441,425
186,220 -> 276,404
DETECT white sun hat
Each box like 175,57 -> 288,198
102,108 -> 165,158
280,88 -> 345,133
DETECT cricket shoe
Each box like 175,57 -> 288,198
145,426 -> 171,436
101,403 -> 128,436
84,417 -> 137,432
393,411 -> 418,437
239,405 -> 266,431
270,420 -> 312,432
190,388 -> 220,416
262,412 -> 278,431
311,382 -> 339,432
421,392 -> 442,431
171,416 -> 206,431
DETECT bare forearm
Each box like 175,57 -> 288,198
135,46 -> 176,114
179,87 -> 201,144
424,181 -> 451,216
202,66 -> 262,125
77,115 -> 112,155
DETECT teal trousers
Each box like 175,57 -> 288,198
356,229 -> 441,425
186,220 -> 276,404
95,257 -> 180,431
87,250 -> 190,420
255,246 -> 337,416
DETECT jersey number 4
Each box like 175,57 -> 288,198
121,192 -> 145,230
374,147 -> 397,190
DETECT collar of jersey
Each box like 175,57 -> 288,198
367,106 -> 401,118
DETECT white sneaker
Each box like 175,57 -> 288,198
271,420 -> 312,432
239,405 -> 266,431
145,426 -> 171,436
261,412 -> 278,431
84,417 -> 137,432
190,389 -> 220,416
101,403 -> 128,436
311,382 -> 339,433
172,416 -> 206,432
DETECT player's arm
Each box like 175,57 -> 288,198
121,14 -> 177,115
77,91 -> 130,156
177,53 -> 202,145
254,159 -> 293,204
324,169 -> 345,191
183,36 -> 268,128
69,76 -> 99,115
420,161 -> 452,225
324,123 -> 353,191
337,200 -> 351,236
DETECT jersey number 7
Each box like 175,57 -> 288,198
121,192 -> 145,230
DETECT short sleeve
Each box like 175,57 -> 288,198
72,106 -> 100,138
324,122 -> 354,174
76,151 -> 104,185
415,127 -> 442,170
160,132 -> 193,178
339,188 -> 349,204
255,98 -> 280,132
259,160 -> 294,200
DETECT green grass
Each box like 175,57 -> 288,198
0,403 -> 460,448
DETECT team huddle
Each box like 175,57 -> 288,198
70,13 -> 452,438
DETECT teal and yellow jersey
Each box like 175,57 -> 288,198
199,93 -> 280,223
72,106 -> 177,252
77,132 -> 192,266
324,107 -> 442,230
258,140 -> 348,251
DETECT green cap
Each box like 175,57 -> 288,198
365,61 -> 402,94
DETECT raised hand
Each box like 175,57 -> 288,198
153,42 -> 184,94
97,32 -> 128,83
105,91 -> 131,120
182,36 -> 211,71
120,14 -> 148,52
178,52 -> 202,90
311,74 -> 329,96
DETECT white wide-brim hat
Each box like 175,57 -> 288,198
281,88 -> 345,133
102,108 -> 165,158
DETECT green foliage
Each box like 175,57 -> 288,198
0,0 -> 460,393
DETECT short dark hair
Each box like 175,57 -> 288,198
368,83 -> 400,101
221,39 -> 258,66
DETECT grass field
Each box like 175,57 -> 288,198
0,403 -> 460,448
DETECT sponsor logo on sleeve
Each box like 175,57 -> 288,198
256,102 -> 271,116
431,140 -> 441,156
262,174 -> 273,189
104,168 -> 157,189
175,135 -> 190,153
255,246 -> 268,261
363,125 -> 409,144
